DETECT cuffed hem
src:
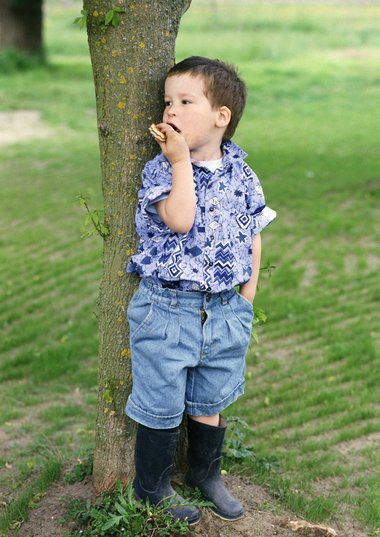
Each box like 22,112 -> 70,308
185,379 -> 245,417
252,206 -> 277,235
125,397 -> 184,429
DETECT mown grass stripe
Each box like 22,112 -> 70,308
1,305 -> 98,357
259,310 -> 380,344
1,286 -> 99,341
1,270 -> 100,323
0,260 -> 101,318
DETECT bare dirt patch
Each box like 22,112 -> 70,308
16,476 -> 96,537
335,431 -> 380,455
0,111 -> 53,146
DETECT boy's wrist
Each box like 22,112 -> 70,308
170,155 -> 191,166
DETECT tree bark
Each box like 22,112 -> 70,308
0,0 -> 43,55
84,0 -> 191,494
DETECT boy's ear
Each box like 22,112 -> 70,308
216,106 -> 231,129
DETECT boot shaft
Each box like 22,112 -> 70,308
187,418 -> 227,483
133,424 -> 202,525
185,418 -> 245,521
135,425 -> 180,493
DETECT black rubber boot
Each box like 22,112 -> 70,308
185,417 -> 244,521
133,424 -> 201,525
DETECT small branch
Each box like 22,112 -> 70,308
78,194 -> 109,239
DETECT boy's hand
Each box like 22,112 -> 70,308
153,123 -> 190,165
239,288 -> 255,304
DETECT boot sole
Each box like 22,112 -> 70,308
210,507 -> 245,521
188,514 -> 202,526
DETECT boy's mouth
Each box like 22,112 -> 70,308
167,122 -> 181,134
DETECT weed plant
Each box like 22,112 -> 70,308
64,481 -> 192,537
65,451 -> 94,485
224,417 -> 279,473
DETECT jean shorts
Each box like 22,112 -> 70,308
125,279 -> 254,429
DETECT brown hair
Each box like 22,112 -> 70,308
166,56 -> 247,140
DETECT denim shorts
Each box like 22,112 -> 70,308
125,279 -> 253,429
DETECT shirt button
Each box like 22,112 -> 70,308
208,261 -> 213,266
209,207 -> 214,212
206,292 -> 212,300
210,235 -> 215,240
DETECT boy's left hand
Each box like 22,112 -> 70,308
239,290 -> 255,304
239,280 -> 257,304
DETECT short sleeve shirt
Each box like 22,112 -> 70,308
127,140 -> 276,293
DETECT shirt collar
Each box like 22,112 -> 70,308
221,140 -> 247,167
189,140 -> 247,172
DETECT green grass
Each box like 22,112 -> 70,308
0,0 -> 379,535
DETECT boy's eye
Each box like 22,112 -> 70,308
164,101 -> 172,107
182,100 -> 191,105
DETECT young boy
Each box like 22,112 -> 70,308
126,56 -> 276,525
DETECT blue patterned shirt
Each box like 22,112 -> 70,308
127,141 -> 276,293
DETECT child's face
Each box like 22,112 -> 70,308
163,73 -> 226,159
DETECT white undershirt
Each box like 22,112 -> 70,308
192,157 -> 223,173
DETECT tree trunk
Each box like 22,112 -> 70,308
84,0 -> 191,494
0,0 -> 43,55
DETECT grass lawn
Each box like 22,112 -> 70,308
0,0 -> 379,535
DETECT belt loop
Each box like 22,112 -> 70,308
221,291 -> 228,305
169,290 -> 177,308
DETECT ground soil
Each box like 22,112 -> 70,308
13,472 -> 367,537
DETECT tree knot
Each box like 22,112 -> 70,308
98,120 -> 109,136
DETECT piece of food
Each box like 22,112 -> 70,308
149,123 -> 166,142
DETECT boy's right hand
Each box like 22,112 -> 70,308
153,123 -> 190,165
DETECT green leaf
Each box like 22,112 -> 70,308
100,223 -> 109,237
112,12 -> 120,27
114,501 -> 127,515
105,9 -> 114,26
252,329 -> 259,344
73,9 -> 87,30
103,389 -> 113,404
255,306 -> 267,323
127,482 -> 135,502
78,194 -> 86,208
92,211 -> 100,225
101,515 -> 122,530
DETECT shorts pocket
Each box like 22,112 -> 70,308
229,291 -> 254,331
235,291 -> 254,313
127,291 -> 155,343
